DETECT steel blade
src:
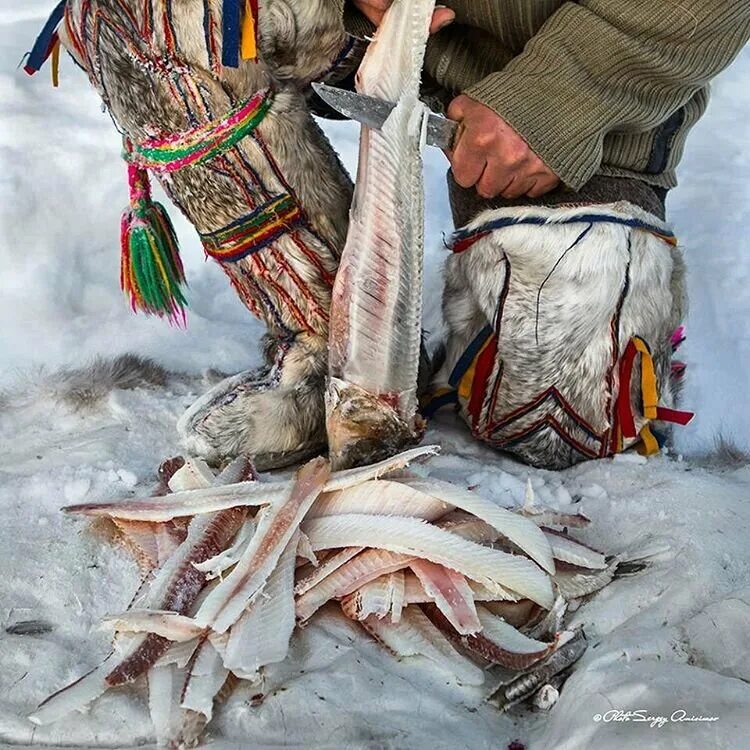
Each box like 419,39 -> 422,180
311,82 -> 458,150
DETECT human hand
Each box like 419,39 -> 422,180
446,95 -> 560,199
352,1 -> 455,34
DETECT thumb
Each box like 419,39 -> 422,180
447,94 -> 470,122
430,7 -> 456,34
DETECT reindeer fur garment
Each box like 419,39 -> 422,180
435,202 -> 686,469
59,0 -> 359,464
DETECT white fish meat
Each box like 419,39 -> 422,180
295,547 -> 414,623
389,570 -> 406,623
65,445 -> 439,521
362,605 -> 484,686
308,480 -> 451,521
195,458 -> 331,633
326,0 -> 436,469
193,517 -> 256,579
410,560 -> 481,635
396,477 -> 555,574
223,531 -> 299,676
303,514 -> 554,608
294,546 -> 364,596
101,610 -> 205,642
180,639 -> 228,722
543,528 -> 607,569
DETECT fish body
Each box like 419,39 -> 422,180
326,0 -> 436,469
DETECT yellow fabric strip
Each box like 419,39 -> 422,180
51,38 -> 60,88
632,337 -> 659,420
241,3 -> 257,60
637,424 -> 660,456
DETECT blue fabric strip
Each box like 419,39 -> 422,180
451,213 -> 675,247
448,324 -> 494,389
221,0 -> 242,68
24,0 -> 67,74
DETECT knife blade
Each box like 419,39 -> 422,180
311,82 -> 459,150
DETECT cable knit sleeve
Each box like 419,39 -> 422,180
463,0 -> 750,188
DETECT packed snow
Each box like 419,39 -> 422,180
1,3 -> 749,749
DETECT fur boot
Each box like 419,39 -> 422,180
59,0 -> 357,465
433,201 -> 689,469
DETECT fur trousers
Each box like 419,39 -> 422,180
432,177 -> 688,469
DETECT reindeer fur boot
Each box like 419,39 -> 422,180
431,194 -> 693,470
57,0 -> 360,466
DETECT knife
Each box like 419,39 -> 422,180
311,82 -> 459,150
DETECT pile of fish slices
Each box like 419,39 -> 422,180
28,446 -> 642,747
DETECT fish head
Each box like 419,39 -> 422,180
325,378 -> 425,470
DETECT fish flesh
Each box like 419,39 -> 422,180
303,514 -> 554,607
195,458 -> 331,633
64,445 -> 440,521
33,447 -> 627,744
326,0 -> 436,469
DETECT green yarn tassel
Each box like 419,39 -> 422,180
121,163 -> 187,325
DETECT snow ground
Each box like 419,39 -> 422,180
1,3 -> 750,749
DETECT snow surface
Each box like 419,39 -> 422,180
1,3 -> 750,749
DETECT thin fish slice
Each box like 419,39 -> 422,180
65,446 -> 439,521
193,517 -> 256,579
101,610 -> 204,642
29,639 -> 139,725
397,477 -> 555,574
296,531 -> 318,566
148,663 -> 185,747
410,560 -> 481,635
309,480 -> 451,521
111,519 -> 161,575
295,548 -> 414,622
390,570 -> 406,623
195,458 -> 331,632
223,532 -> 299,675
341,574 -> 394,621
155,640 -> 200,670
554,558 -> 619,600
543,528 -> 607,569
328,0 -> 433,396
326,1 -> 436,468
180,639 -> 228,722
362,605 -> 484,686
294,546 -> 364,596
304,514 -> 554,608
425,604 -> 553,671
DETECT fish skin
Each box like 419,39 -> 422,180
326,0 -> 436,468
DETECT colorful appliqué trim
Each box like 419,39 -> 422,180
200,194 -> 304,263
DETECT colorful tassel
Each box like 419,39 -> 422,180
120,161 -> 187,325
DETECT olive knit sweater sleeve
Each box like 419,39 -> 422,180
464,0 -> 750,188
